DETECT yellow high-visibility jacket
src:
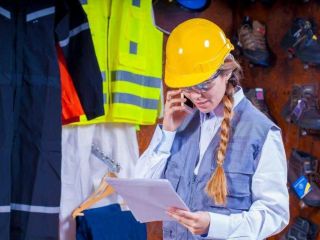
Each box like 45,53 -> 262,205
76,0 -> 163,125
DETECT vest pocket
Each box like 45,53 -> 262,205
223,139 -> 255,200
225,145 -> 255,174
226,172 -> 251,197
225,172 -> 252,210
224,159 -> 253,201
117,7 -> 146,71
202,166 -> 252,210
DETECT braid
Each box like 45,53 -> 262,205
205,83 -> 234,205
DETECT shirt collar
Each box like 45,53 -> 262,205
200,86 -> 244,123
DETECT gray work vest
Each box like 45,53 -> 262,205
162,98 -> 278,240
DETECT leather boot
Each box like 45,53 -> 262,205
281,18 -> 320,68
282,84 -> 320,135
244,88 -> 275,121
236,16 -> 273,67
288,149 -> 320,207
281,217 -> 318,240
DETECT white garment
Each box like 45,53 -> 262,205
135,90 -> 289,239
60,123 -> 139,240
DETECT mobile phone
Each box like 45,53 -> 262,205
181,93 -> 194,109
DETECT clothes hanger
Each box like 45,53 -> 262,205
72,144 -> 121,219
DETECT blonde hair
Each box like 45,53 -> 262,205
205,54 -> 243,205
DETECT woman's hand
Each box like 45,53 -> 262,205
167,208 -> 210,235
163,89 -> 193,132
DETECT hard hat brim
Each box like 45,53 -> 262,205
165,69 -> 215,89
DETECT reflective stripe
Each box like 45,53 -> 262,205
113,93 -> 158,109
0,7 -> 10,19
0,205 -> 10,213
103,93 -> 107,104
111,71 -> 161,88
101,71 -> 106,82
59,23 -> 90,47
11,203 -> 60,214
26,7 -> 55,22
80,0 -> 88,4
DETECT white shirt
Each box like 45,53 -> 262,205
135,89 -> 289,240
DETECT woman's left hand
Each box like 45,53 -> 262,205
167,208 -> 210,235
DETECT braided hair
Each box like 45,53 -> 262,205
205,54 -> 243,205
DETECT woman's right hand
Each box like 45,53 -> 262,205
163,89 -> 193,132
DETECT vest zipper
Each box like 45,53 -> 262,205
189,174 -> 197,210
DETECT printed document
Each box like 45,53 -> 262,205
105,178 -> 189,223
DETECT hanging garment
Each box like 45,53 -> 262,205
76,204 -> 147,240
75,0 -> 110,124
74,0 -> 163,125
107,0 -> 163,124
57,46 -> 84,125
0,1 -> 104,239
60,123 -> 139,240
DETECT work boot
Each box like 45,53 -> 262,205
281,217 -> 318,240
288,149 -> 320,207
282,84 -> 320,135
281,18 -> 320,68
244,88 -> 275,121
236,16 -> 272,67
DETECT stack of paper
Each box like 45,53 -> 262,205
106,178 -> 189,223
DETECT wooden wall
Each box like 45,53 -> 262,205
137,0 -> 320,239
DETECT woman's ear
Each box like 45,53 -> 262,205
226,72 -> 232,79
224,72 -> 232,84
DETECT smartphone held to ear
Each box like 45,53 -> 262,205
180,93 -> 194,110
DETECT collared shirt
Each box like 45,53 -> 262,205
196,87 -> 244,175
134,88 -> 289,239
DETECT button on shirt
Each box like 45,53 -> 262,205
134,88 -> 289,239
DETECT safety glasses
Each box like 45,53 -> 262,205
181,70 -> 222,94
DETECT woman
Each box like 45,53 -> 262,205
135,18 -> 289,240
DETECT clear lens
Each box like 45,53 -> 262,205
182,70 -> 221,93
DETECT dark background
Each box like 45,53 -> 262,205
137,0 -> 320,239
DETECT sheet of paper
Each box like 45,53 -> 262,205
105,178 -> 189,223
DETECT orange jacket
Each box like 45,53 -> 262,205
57,46 -> 84,125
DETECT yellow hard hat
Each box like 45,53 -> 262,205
165,18 -> 234,88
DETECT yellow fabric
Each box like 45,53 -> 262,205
106,0 -> 163,124
165,18 -> 234,88
74,0 -> 163,125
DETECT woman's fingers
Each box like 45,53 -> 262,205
168,211 -> 203,234
166,89 -> 182,101
163,89 -> 191,132
167,105 -> 191,115
165,94 -> 189,114
167,209 -> 210,235
166,97 -> 186,108
168,208 -> 196,220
